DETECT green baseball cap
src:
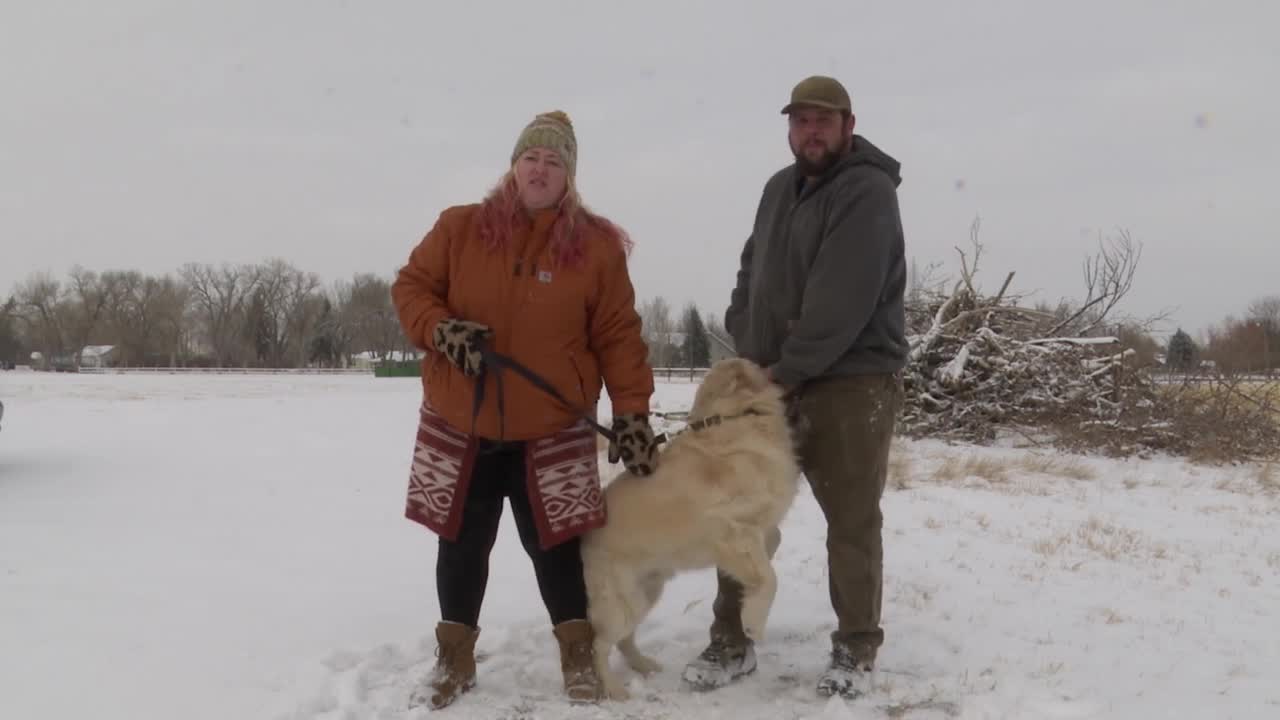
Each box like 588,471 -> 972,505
780,75 -> 852,114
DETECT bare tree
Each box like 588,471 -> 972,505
180,262 -> 255,366
102,271 -> 188,366
1049,229 -> 1142,336
1248,295 -> 1280,371
13,271 -> 68,367
101,270 -> 147,366
61,266 -> 120,369
344,273 -> 400,360
638,296 -> 676,366
244,259 -> 323,367
907,256 -> 948,309
0,295 -> 27,366
151,275 -> 190,366
311,280 -> 355,367
1249,295 -> 1280,327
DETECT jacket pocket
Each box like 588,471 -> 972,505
567,352 -> 588,408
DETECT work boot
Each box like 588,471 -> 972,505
815,640 -> 874,699
552,620 -> 604,703
681,572 -> 758,690
408,621 -> 479,710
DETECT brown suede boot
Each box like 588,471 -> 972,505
409,621 -> 479,710
552,619 -> 604,703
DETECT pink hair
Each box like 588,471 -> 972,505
476,172 -> 633,268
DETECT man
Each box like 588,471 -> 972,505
682,75 -> 907,699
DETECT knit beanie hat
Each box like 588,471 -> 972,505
510,110 -> 577,180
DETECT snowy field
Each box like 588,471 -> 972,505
2,371 -> 1278,720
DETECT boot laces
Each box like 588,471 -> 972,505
700,636 -> 745,664
830,644 -> 871,672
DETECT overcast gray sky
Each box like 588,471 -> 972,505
3,0 -> 1277,339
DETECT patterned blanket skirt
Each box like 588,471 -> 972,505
403,401 -> 606,549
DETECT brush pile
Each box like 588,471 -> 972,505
899,229 -> 1279,462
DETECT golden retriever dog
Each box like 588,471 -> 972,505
581,357 -> 802,700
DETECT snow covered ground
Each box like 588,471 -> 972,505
2,371 -> 1277,719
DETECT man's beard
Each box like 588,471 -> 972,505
792,139 -> 846,176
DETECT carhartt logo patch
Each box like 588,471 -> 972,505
537,270 -> 553,283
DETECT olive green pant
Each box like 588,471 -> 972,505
709,372 -> 902,659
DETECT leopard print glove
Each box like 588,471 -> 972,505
608,412 -> 659,476
432,318 -> 492,377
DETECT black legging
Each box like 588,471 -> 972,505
436,439 -> 588,627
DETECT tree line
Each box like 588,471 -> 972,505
1163,296 -> 1280,374
3,243 -> 1274,375
0,261 -> 726,371
0,260 -> 407,370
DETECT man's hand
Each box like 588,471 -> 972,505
432,318 -> 492,377
608,413 -> 659,476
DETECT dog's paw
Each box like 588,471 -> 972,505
605,682 -> 631,701
628,654 -> 663,676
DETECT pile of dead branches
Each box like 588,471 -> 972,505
899,225 -> 1280,462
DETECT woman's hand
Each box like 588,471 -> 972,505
432,318 -> 493,377
607,413 -> 660,476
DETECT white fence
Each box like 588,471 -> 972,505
1150,372 -> 1277,385
652,367 -> 710,382
76,366 -> 371,376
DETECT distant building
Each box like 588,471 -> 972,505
350,349 -> 424,370
80,345 -> 117,369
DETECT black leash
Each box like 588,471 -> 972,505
470,340 -> 617,444
467,340 -> 766,448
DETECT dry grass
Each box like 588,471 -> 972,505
1168,379 -> 1280,410
1076,516 -> 1150,560
1151,377 -> 1280,464
1033,532 -> 1071,557
927,450 -> 1097,492
1014,454 -> 1097,481
1033,516 -> 1163,563
888,448 -> 912,490
1210,461 -> 1280,498
1096,608 -> 1128,625
934,454 -> 1013,484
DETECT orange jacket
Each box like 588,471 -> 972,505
392,203 -> 654,441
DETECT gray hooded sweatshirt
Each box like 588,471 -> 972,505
724,135 -> 907,390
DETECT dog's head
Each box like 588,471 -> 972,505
690,357 -> 785,421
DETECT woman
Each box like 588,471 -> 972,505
391,110 -> 660,709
